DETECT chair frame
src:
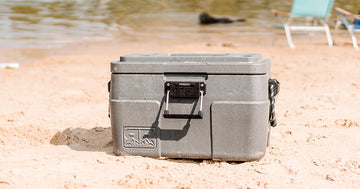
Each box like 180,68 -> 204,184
271,2 -> 334,49
334,7 -> 360,50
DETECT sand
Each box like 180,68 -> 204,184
0,35 -> 360,188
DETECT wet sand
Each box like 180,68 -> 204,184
0,35 -> 360,188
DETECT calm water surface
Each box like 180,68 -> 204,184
0,0 -> 359,49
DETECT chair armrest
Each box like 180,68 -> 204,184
271,9 -> 290,16
335,7 -> 360,20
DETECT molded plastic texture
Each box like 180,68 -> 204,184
109,53 -> 272,161
111,53 -> 270,75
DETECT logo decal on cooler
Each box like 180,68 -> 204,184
123,127 -> 156,148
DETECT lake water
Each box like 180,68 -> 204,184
0,0 -> 359,49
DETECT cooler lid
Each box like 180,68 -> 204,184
111,53 -> 270,74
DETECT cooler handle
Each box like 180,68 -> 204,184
163,81 -> 205,119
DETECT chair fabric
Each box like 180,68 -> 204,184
290,0 -> 335,18
353,10 -> 360,26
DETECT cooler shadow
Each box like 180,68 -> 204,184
50,127 -> 114,155
164,158 -> 245,165
50,96 -> 198,155
145,96 -> 198,141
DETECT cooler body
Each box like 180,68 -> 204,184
109,54 -> 272,161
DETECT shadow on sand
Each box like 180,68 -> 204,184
50,127 -> 114,155
50,127 -> 244,165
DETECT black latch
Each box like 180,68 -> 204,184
163,81 -> 206,119
164,82 -> 206,98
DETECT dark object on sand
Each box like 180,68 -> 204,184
199,12 -> 246,25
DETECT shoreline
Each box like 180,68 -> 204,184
1,28 -> 356,64
2,26 -> 359,66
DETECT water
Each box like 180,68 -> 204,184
0,0 -> 359,49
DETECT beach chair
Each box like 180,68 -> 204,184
334,8 -> 360,50
271,0 -> 335,48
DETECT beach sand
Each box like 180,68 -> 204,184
0,35 -> 360,188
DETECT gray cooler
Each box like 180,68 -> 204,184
109,53 -> 279,161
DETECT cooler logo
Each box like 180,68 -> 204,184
123,127 -> 157,148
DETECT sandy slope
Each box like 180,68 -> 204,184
0,37 -> 360,188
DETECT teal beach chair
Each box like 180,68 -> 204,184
271,0 -> 335,48
334,8 -> 360,50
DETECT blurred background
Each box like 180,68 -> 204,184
0,0 -> 359,60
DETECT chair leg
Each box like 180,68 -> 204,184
350,31 -> 359,50
335,16 -> 342,31
340,16 -> 359,50
319,19 -> 333,47
284,24 -> 295,48
324,24 -> 333,47
333,17 -> 343,44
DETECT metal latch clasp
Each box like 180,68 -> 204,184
163,81 -> 206,119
